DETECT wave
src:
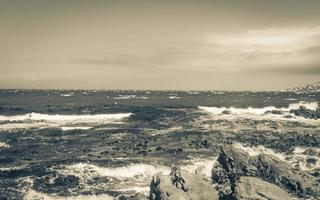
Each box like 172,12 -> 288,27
169,96 -> 181,99
0,113 -> 131,131
0,142 -> 10,149
0,113 -> 131,123
199,101 -> 319,121
180,157 -> 217,178
51,163 -> 170,196
233,143 -> 320,171
61,126 -> 92,131
200,101 -> 318,115
114,95 -> 148,100
60,163 -> 170,179
24,189 -> 114,200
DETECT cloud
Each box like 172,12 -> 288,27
67,25 -> 320,75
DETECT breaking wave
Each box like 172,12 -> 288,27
0,113 -> 131,131
199,101 -> 319,121
60,163 -> 170,179
233,143 -> 320,171
24,189 -> 114,200
0,142 -> 10,149
0,113 -> 132,123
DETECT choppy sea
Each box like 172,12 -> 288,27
0,89 -> 319,199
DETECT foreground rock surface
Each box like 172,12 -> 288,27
212,146 -> 320,199
236,177 -> 293,200
149,168 -> 218,200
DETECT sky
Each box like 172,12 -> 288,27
0,0 -> 320,90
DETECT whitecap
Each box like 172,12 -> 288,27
180,157 -> 217,178
232,143 -> 286,160
61,127 -> 92,131
0,113 -> 131,131
24,189 -> 114,200
60,163 -> 170,179
199,101 -> 319,122
0,113 -> 131,123
233,143 -> 320,171
0,142 -> 10,149
52,163 -> 170,195
169,96 -> 180,99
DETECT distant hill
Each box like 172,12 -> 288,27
286,82 -> 320,92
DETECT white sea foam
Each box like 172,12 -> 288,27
0,113 -> 131,123
0,122 -> 54,131
199,101 -> 319,122
52,162 -> 170,195
200,101 -> 318,115
233,143 -> 320,171
60,93 -> 73,97
181,157 -> 217,178
232,143 -> 286,160
169,96 -> 180,99
61,163 -> 170,179
291,147 -> 320,171
149,126 -> 183,136
0,113 -> 131,131
0,142 -> 10,148
24,189 -> 114,200
61,127 -> 92,131
114,95 -> 149,100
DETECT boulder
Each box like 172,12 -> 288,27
149,168 -> 218,200
212,145 -> 320,199
290,106 -> 320,119
222,110 -> 232,115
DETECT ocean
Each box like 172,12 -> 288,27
0,89 -> 319,199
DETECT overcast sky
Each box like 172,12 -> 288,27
0,0 -> 319,90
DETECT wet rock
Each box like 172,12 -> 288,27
116,193 -> 148,200
264,110 -> 284,115
155,146 -> 164,151
222,110 -> 231,114
290,106 -> 320,119
236,177 -> 293,200
212,146 -> 320,199
149,168 -> 218,200
189,138 -> 209,149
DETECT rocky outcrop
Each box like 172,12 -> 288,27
212,146 -> 320,199
149,167 -> 218,200
290,106 -> 320,119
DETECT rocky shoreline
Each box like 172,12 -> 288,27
116,145 -> 320,200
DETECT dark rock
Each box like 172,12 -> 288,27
212,145 -> 320,199
155,146 -> 164,151
264,110 -> 284,115
116,193 -> 148,200
290,106 -> 320,119
222,110 -> 232,114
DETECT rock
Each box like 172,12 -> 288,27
222,110 -> 231,114
236,177 -> 293,200
149,168 -> 218,200
264,110 -> 284,115
251,154 -> 320,197
212,146 -> 254,199
116,193 -> 148,200
212,146 -> 320,199
290,106 -> 320,119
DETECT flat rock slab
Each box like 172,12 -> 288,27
236,177 -> 294,200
